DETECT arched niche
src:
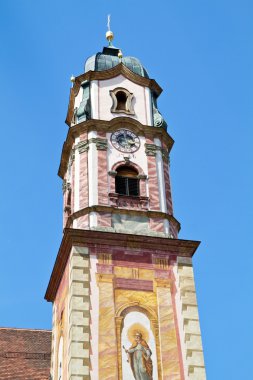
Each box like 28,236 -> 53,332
121,311 -> 158,380
115,303 -> 160,380
110,87 -> 135,115
57,336 -> 63,380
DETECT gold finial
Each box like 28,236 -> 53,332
106,14 -> 114,46
70,75 -> 75,88
118,49 -> 123,59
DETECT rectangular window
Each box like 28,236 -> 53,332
115,176 -> 139,196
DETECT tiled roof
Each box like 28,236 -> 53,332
0,327 -> 51,380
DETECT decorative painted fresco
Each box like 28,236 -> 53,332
90,247 -> 183,380
121,311 -> 158,380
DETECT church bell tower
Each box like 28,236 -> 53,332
45,27 -> 206,380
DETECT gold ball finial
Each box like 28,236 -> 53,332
118,49 -> 123,59
106,30 -> 114,43
70,75 -> 75,83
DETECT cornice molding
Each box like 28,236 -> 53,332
58,118 -> 174,178
145,143 -> 157,156
64,205 -> 181,231
144,144 -> 169,160
77,140 -> 89,153
45,228 -> 200,302
76,138 -> 108,154
89,137 -> 108,150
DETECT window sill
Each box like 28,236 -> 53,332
110,109 -> 135,115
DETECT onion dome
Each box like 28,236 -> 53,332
85,46 -> 149,78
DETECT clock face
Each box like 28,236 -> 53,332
111,129 -> 140,153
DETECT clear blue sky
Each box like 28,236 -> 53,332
0,1 -> 252,378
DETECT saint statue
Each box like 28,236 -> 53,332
123,332 -> 153,380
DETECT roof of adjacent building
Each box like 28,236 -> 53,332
0,327 -> 51,380
85,46 -> 149,78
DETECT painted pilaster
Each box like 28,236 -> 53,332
90,80 -> 99,119
115,316 -> 123,380
154,138 -> 170,235
78,139 -> 89,210
163,153 -> 173,216
145,140 -> 160,211
155,279 -> 182,380
68,246 -> 90,380
71,149 -> 75,227
74,138 -> 80,214
144,87 -> 153,126
96,273 -> 118,380
88,131 -> 98,228
174,257 -> 206,380
96,134 -> 109,206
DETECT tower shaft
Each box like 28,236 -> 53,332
45,42 -> 206,380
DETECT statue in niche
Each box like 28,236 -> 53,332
123,331 -> 153,380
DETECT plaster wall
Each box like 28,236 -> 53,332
74,137 -> 80,214
90,75 -> 152,125
90,80 -> 99,119
107,133 -> 148,176
88,130 -> 98,207
94,248 -> 183,380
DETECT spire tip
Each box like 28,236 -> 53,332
106,14 -> 114,46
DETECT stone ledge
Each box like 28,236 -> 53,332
69,324 -> 90,333
69,326 -> 89,342
70,268 -> 89,282
69,311 -> 89,325
186,349 -> 204,364
182,307 -> 199,320
69,297 -> 89,311
68,344 -> 89,358
184,319 -> 201,335
188,366 -> 206,379
68,357 -> 89,376
70,282 -> 89,296
178,266 -> 194,275
179,277 -> 195,286
71,255 -> 89,268
181,293 -> 197,305
185,334 -> 203,351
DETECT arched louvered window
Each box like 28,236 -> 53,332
115,166 -> 139,196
